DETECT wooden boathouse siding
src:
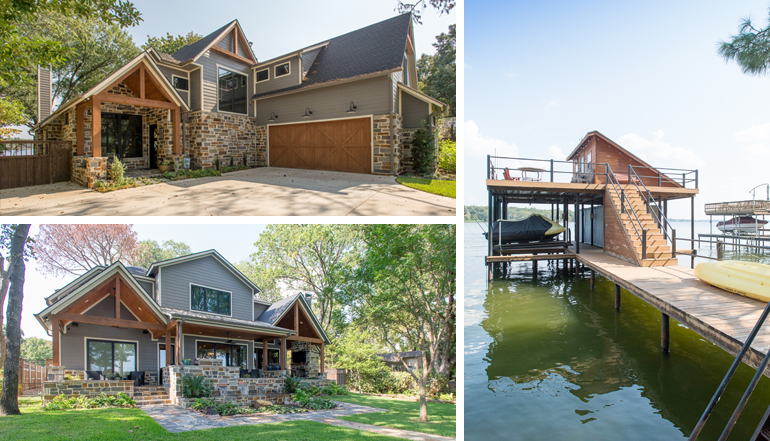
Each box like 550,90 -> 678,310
603,189 -> 639,265
575,246 -> 770,376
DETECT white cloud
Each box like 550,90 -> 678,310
735,122 -> 770,142
735,123 -> 770,160
617,130 -> 703,166
547,144 -> 565,159
545,98 -> 560,111
503,69 -> 517,79
465,120 -> 519,159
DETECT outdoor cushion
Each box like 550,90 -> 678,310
86,370 -> 103,380
129,371 -> 145,387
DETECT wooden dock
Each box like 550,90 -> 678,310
572,246 -> 770,375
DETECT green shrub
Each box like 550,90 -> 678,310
293,389 -> 335,410
320,381 -> 347,396
284,376 -> 304,393
411,121 -> 437,176
109,157 -> 126,183
161,169 -> 222,181
43,392 -> 135,411
437,139 -> 456,174
299,384 -> 322,396
182,374 -> 212,398
357,369 -> 414,394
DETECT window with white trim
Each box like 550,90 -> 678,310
275,62 -> 290,78
173,76 -> 189,91
256,68 -> 269,83
190,284 -> 232,315
218,67 -> 247,114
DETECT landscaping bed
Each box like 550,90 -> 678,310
93,161 -> 253,193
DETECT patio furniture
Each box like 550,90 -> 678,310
129,371 -> 145,387
86,370 -> 104,380
503,168 -> 520,181
518,167 -> 545,182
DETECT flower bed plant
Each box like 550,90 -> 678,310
182,374 -> 212,398
321,382 -> 347,396
43,392 -> 135,411
220,165 -> 250,173
162,169 -> 222,181
254,404 -> 311,414
192,398 -> 257,416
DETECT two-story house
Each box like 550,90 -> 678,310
34,250 -> 330,385
31,13 -> 446,187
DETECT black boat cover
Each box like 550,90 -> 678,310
483,214 -> 566,244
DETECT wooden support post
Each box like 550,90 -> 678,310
533,260 -> 537,274
320,343 -> 325,374
590,270 -> 596,290
165,329 -> 172,365
661,312 -> 670,353
280,337 -> 286,370
294,303 -> 299,332
175,320 -> 182,365
76,104 -> 85,155
91,98 -> 101,157
575,194 -> 580,254
52,314 -> 60,366
173,109 -> 181,155
574,259 -> 579,277
114,276 -> 120,319
262,339 -> 268,371
139,65 -> 145,99
615,284 -> 621,311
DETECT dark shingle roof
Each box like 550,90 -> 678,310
254,13 -> 411,99
170,21 -> 235,62
46,267 -> 106,305
126,266 -> 147,276
161,307 -> 288,331
257,293 -> 301,324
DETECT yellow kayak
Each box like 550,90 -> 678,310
694,261 -> 770,302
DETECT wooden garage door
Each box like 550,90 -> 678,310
269,118 -> 371,174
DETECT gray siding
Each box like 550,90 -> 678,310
200,50 -> 254,117
190,68 -> 202,111
254,57 -> 301,95
253,303 -> 268,320
391,72 -> 401,113
256,75 -> 391,126
183,335 -> 255,369
217,32 -> 233,51
157,255 -> 254,322
301,49 -> 321,76
60,296 -> 158,372
38,67 -> 52,121
137,280 -> 154,298
157,65 -> 174,84
401,91 -> 430,129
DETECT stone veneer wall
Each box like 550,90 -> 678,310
372,113 -> 402,176
163,359 -> 291,407
398,128 -> 418,175
187,111 -> 262,170
71,156 -> 108,188
43,380 -> 134,403
290,341 -> 322,378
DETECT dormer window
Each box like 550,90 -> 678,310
275,62 -> 290,78
190,284 -> 232,316
173,76 -> 189,91
256,68 -> 269,83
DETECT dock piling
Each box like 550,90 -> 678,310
615,284 -> 621,311
590,270 -> 595,290
662,313 -> 670,353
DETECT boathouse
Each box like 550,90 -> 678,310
485,130 -> 699,269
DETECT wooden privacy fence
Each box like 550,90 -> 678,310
0,140 -> 72,189
325,368 -> 346,386
20,359 -> 46,395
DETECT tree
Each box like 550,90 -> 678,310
355,224 -> 456,423
35,224 -> 138,276
326,328 -> 387,393
0,224 -> 32,415
396,0 -> 455,24
417,24 -> 455,116
238,225 -> 362,331
2,12 -> 140,129
718,7 -> 770,75
0,96 -> 27,139
131,239 -> 192,269
0,226 -> 34,371
20,337 -> 51,366
142,31 -> 202,55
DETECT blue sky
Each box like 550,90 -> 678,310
128,0 -> 455,63
464,0 -> 769,219
20,224 -> 268,339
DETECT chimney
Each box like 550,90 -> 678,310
303,292 -> 312,308
37,66 -> 52,123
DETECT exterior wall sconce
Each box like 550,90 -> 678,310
268,112 -> 278,122
302,107 -> 313,118
347,101 -> 357,113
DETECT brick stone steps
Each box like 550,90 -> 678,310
135,398 -> 172,406
610,187 -> 678,267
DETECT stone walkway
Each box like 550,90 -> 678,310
140,401 -> 455,441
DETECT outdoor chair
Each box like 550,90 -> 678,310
86,370 -> 104,380
250,369 -> 261,378
503,168 -> 520,181
129,371 -> 145,387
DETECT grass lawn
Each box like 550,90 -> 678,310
333,394 -> 456,437
395,177 -> 456,198
0,397 -> 402,440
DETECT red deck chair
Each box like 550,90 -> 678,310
503,168 -> 520,181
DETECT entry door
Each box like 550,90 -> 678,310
101,113 -> 143,159
159,344 -> 175,384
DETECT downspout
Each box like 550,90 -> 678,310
389,73 -> 396,177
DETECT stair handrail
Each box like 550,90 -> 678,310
628,166 -> 676,245
606,164 -> 645,250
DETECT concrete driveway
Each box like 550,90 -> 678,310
0,167 -> 455,216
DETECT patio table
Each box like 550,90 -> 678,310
518,167 -> 545,181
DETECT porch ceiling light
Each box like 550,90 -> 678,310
302,107 -> 313,118
347,101 -> 357,113
268,112 -> 278,122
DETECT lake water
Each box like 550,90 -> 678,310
464,221 -> 770,440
